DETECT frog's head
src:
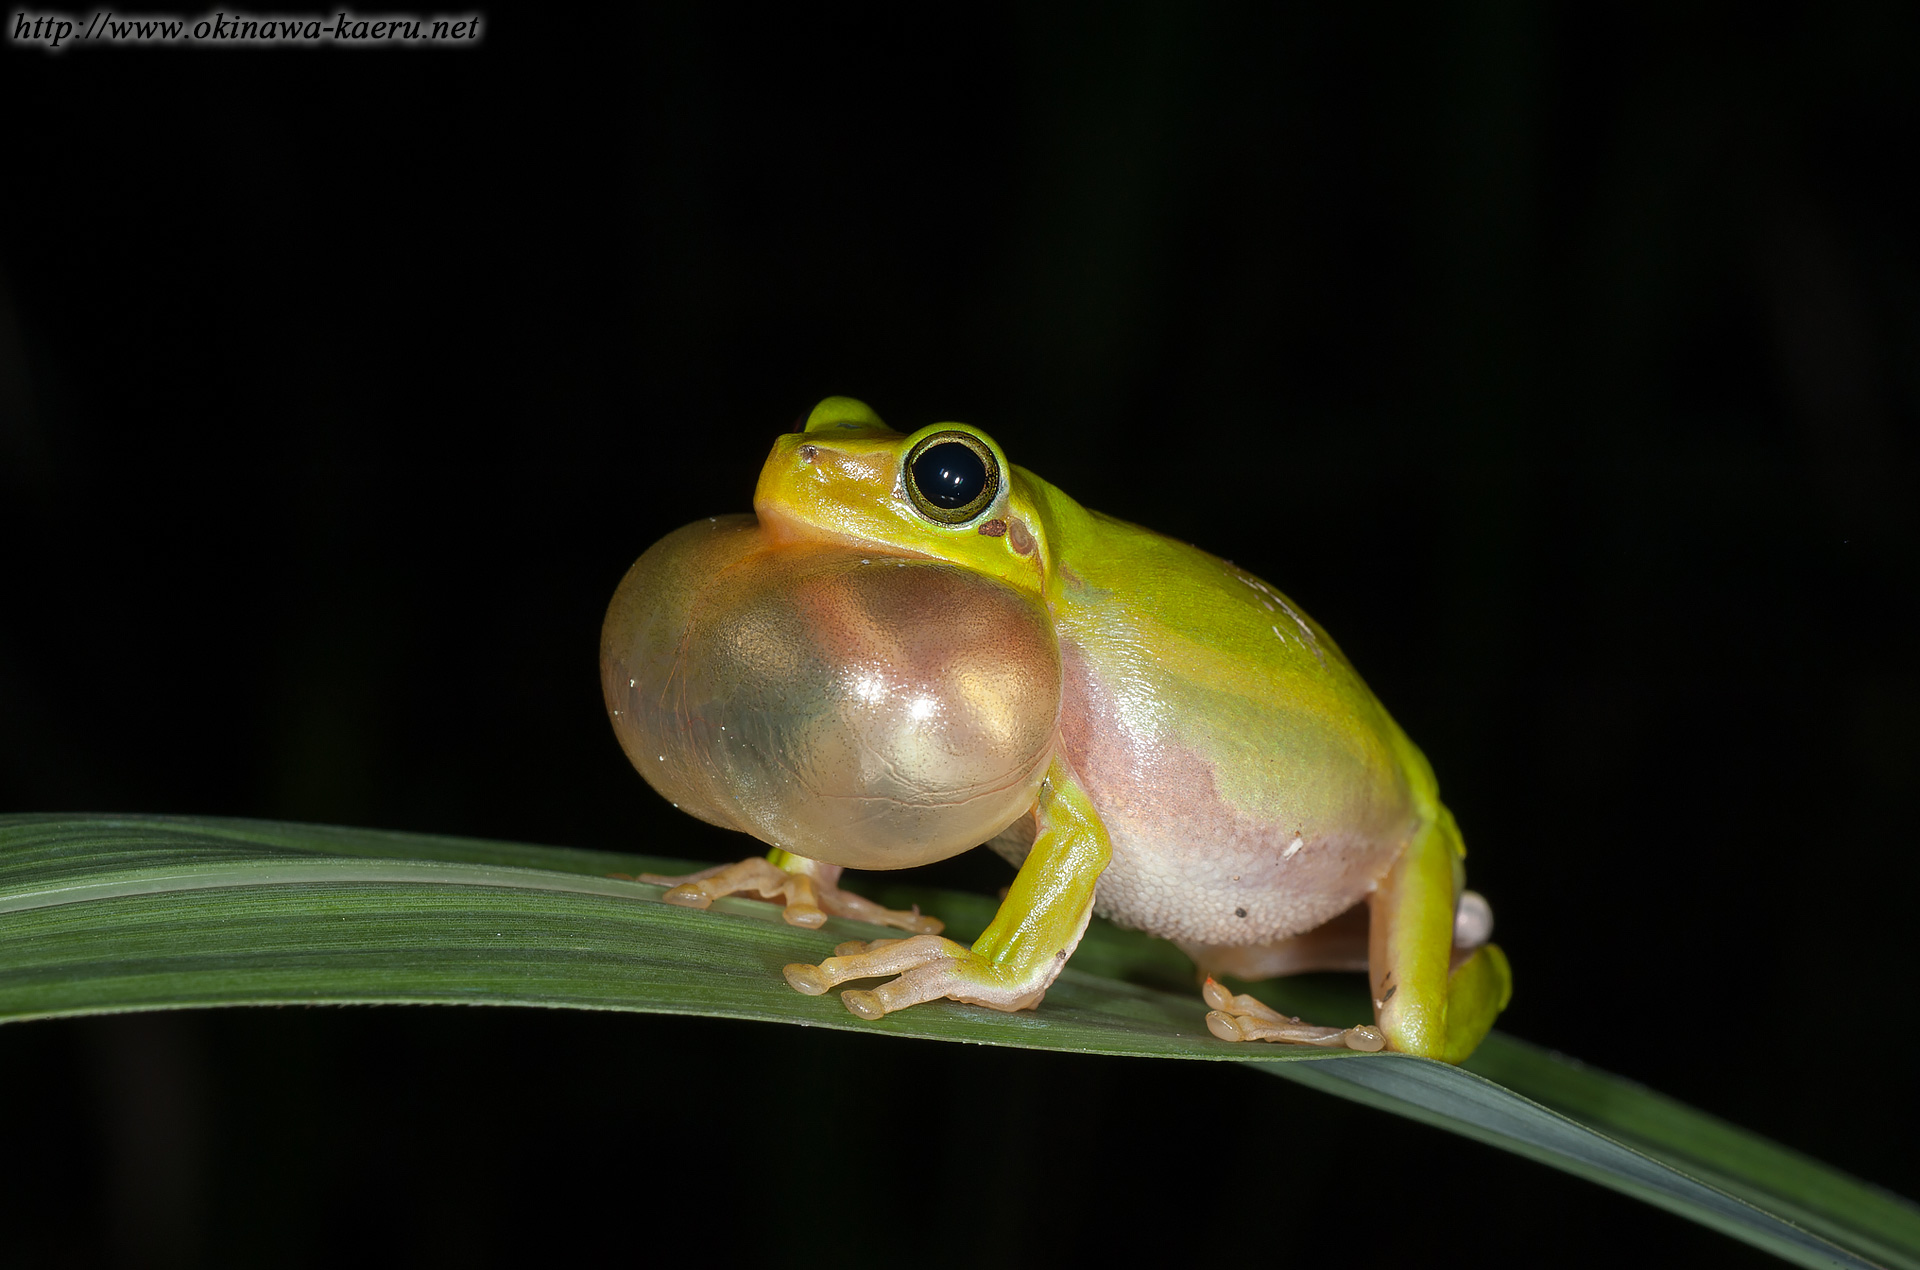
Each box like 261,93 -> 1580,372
753,396 -> 1049,597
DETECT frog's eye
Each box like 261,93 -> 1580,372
905,432 -> 1000,525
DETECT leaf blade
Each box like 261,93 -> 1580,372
2,814 -> 1913,1270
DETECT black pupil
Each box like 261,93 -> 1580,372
912,443 -> 987,510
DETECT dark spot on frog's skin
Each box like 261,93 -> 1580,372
1235,907 -> 1248,919
1007,518 -> 1036,556
798,444 -> 819,461
979,518 -> 1008,537
1382,985 -> 1396,1003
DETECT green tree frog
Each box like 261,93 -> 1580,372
601,398 -> 1511,1061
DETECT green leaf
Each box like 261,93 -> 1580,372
3,814 -> 1914,1269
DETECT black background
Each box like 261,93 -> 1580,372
4,4 -> 1918,1267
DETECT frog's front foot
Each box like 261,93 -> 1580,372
783,935 -> 1051,1019
1201,978 -> 1386,1052
638,857 -> 942,935
781,756 -> 1107,1022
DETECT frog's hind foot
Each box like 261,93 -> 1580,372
638,856 -> 942,935
1201,978 -> 1385,1052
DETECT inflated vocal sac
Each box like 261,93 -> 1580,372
600,514 -> 1062,871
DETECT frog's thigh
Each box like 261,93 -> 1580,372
782,756 -> 1111,1020
1367,813 -> 1512,1062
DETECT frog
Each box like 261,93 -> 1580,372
600,397 -> 1511,1061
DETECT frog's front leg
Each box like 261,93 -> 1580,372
640,849 -> 942,935
782,757 -> 1110,1019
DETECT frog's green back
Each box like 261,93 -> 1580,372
1010,465 -> 1443,945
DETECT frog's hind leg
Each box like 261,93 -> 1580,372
1194,814 -> 1512,1061
1190,908 -> 1385,1049
638,850 -> 942,935
1203,978 -> 1386,1050
1366,807 -> 1511,1062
